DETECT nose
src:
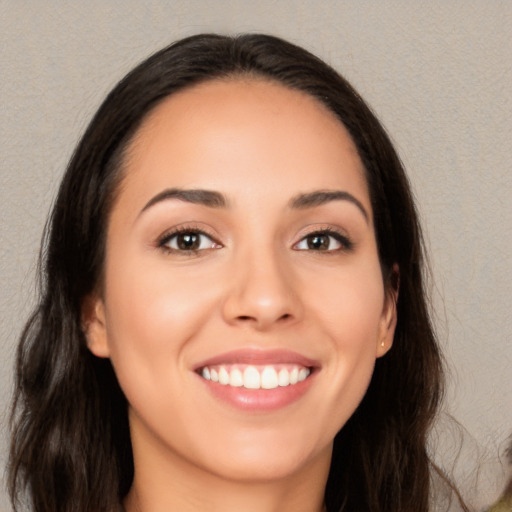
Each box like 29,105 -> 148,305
221,246 -> 303,331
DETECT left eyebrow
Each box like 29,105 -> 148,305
289,190 -> 369,222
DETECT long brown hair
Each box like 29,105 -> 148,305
9,33 -> 461,512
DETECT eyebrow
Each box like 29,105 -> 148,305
139,187 -> 369,222
290,190 -> 369,222
139,188 -> 228,215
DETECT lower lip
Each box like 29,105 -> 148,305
197,371 -> 316,412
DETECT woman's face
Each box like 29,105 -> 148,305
86,79 -> 397,484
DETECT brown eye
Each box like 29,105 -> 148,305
306,234 -> 331,250
176,233 -> 201,250
160,230 -> 220,252
294,230 -> 353,252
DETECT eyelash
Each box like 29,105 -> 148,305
156,226 -> 354,255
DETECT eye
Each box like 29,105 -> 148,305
158,229 -> 221,253
294,230 -> 353,252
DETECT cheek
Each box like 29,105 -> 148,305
101,253 -> 219,389
310,259 -> 385,343
305,261 -> 385,419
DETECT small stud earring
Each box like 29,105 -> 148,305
381,340 -> 385,347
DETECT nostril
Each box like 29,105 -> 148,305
234,313 -> 293,325
276,313 -> 294,323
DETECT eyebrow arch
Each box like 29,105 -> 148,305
290,190 -> 369,222
139,188 -> 228,216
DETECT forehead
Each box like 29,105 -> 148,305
118,78 -> 370,213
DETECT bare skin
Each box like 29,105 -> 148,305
84,78 -> 397,512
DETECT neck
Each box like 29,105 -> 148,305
125,476 -> 327,512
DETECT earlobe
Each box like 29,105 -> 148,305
376,265 -> 399,358
81,295 -> 111,358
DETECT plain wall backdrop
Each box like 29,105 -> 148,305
1,1 -> 511,510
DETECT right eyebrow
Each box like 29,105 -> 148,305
138,188 -> 228,218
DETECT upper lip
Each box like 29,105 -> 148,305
193,348 -> 319,370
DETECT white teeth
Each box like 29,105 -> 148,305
229,368 -> 244,387
218,366 -> 230,385
298,368 -> 309,382
278,368 -> 290,386
243,366 -> 261,389
261,366 -> 279,389
200,364 -> 311,389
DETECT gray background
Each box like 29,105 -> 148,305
1,1 -> 511,510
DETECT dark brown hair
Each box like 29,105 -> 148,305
9,33 -> 462,512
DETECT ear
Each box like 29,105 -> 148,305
81,294 -> 110,358
376,264 -> 399,358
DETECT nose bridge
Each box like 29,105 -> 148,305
222,238 -> 301,329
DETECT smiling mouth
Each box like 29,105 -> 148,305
199,364 -> 312,390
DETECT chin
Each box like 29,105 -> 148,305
209,456 -> 314,483
197,435 -> 332,484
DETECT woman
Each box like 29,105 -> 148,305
8,33 -> 466,512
